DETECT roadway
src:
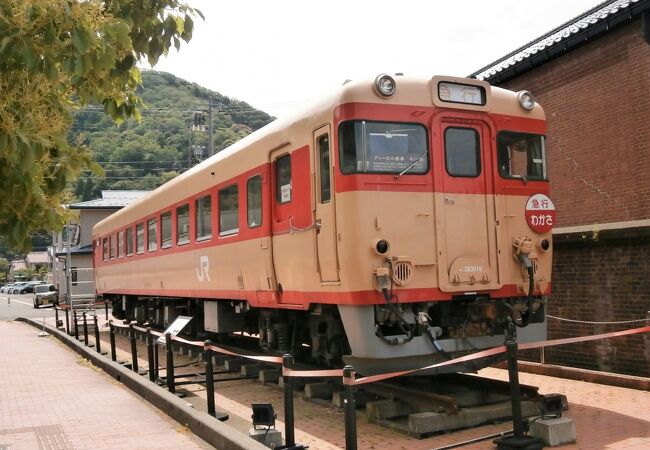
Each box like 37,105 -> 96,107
0,293 -> 57,321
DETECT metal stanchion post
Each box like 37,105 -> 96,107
54,306 -> 59,327
105,300 -> 109,321
129,323 -> 138,373
65,308 -> 70,335
109,321 -> 117,362
282,354 -> 295,447
154,341 -> 160,381
343,365 -> 358,450
94,314 -> 101,353
494,318 -> 543,450
147,328 -> 155,382
166,333 -> 175,394
73,310 -> 79,340
82,312 -> 88,346
205,340 -> 216,417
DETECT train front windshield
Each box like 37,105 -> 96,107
339,121 -> 429,174
497,132 -> 547,181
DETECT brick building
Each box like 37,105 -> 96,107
471,0 -> 650,376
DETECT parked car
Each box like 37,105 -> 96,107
9,282 -> 28,294
17,281 -> 44,294
33,284 -> 57,308
0,283 -> 15,293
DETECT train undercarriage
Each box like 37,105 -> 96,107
108,293 -> 545,374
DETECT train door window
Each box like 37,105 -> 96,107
497,131 -> 547,181
444,127 -> 481,177
136,223 -> 145,254
219,184 -> 239,236
318,135 -> 331,203
161,211 -> 172,248
275,154 -> 291,203
247,175 -> 262,228
147,218 -> 157,252
117,230 -> 125,258
196,195 -> 212,240
102,237 -> 109,261
176,204 -> 190,245
109,234 -> 116,259
126,227 -> 134,256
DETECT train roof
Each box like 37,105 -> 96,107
93,75 -> 545,236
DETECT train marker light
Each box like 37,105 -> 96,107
373,239 -> 390,255
517,90 -> 536,110
375,74 -> 396,96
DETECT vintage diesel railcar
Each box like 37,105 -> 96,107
93,75 -> 553,374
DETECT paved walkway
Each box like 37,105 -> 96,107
0,321 -> 213,450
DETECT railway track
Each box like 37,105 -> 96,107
112,325 -> 547,439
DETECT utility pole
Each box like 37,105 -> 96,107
208,97 -> 214,157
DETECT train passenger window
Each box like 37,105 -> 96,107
196,195 -> 212,240
176,204 -> 190,245
275,155 -> 291,203
102,237 -> 109,261
497,132 -> 547,181
444,127 -> 481,177
161,211 -> 172,248
136,223 -> 145,254
109,234 -> 116,259
147,218 -> 157,251
339,121 -> 428,174
219,184 -> 239,236
318,135 -> 331,203
247,176 -> 262,228
117,230 -> 125,258
71,267 -> 77,286
126,227 -> 134,256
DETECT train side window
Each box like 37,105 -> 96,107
147,218 -> 157,252
275,154 -> 292,204
117,230 -> 125,258
247,175 -> 262,228
196,195 -> 212,240
71,267 -> 78,286
444,127 -> 481,177
102,237 -> 109,261
219,184 -> 239,236
318,135 -> 331,203
126,227 -> 134,256
161,211 -> 172,249
109,234 -> 116,259
136,223 -> 145,254
176,204 -> 190,245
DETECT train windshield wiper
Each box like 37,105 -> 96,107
395,150 -> 428,179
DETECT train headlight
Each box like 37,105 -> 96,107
375,74 -> 396,97
516,90 -> 535,110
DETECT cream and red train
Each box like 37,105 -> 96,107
93,75 -> 554,375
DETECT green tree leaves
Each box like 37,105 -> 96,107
0,0 -> 201,250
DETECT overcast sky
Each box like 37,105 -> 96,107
152,0 -> 603,118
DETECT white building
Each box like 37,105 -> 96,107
52,190 -> 148,304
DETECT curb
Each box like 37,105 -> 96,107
17,317 -> 268,450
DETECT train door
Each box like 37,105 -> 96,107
433,117 -> 502,292
313,126 -> 340,282
269,145 -> 313,303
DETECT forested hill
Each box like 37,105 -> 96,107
71,71 -> 274,200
